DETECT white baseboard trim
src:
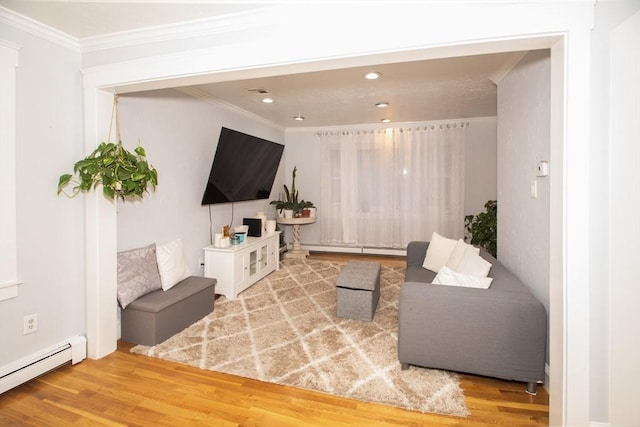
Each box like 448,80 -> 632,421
589,422 -> 611,427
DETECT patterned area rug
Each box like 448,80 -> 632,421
131,258 -> 469,416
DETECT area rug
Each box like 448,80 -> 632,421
131,258 -> 469,416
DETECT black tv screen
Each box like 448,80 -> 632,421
201,127 -> 284,205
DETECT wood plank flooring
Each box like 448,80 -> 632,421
0,252 -> 548,427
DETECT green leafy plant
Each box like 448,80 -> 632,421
283,165 -> 299,210
57,141 -> 158,201
464,200 -> 497,257
270,166 -> 314,215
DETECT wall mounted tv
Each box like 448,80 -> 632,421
201,127 -> 284,205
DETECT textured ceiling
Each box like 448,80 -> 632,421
0,1 -> 521,127
190,53 -> 513,128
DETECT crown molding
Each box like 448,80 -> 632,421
80,6 -> 278,54
0,6 -> 79,52
489,51 -> 528,84
176,86 -> 284,133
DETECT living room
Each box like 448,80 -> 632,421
1,2 -> 638,426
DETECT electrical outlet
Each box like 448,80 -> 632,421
23,313 -> 38,335
199,258 -> 205,268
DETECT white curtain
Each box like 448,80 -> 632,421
319,123 -> 467,248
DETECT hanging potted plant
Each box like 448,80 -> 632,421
57,95 -> 158,201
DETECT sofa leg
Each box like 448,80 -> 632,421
400,363 -> 410,370
526,382 -> 538,395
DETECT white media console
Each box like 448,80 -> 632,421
203,232 -> 280,299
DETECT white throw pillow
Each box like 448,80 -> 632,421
422,232 -> 458,273
449,245 -> 492,277
445,239 -> 480,271
156,238 -> 191,291
432,266 -> 493,289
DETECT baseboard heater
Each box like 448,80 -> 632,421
0,335 -> 86,394
300,243 -> 407,257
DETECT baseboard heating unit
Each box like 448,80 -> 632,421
0,335 -> 86,394
300,244 -> 407,257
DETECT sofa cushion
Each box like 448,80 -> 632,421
422,232 -> 458,273
432,266 -> 493,289
126,276 -> 215,313
117,244 -> 162,309
445,240 -> 491,277
156,238 -> 191,291
444,240 -> 478,268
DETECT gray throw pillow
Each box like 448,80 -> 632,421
117,243 -> 162,309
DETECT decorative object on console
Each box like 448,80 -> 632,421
266,220 -> 277,234
256,211 -> 267,231
243,218 -> 263,237
57,94 -> 158,201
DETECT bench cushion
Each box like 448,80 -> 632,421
126,276 -> 214,313
121,276 -> 216,346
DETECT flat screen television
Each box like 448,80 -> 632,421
201,127 -> 284,205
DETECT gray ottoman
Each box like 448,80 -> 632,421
121,276 -> 216,346
336,260 -> 381,321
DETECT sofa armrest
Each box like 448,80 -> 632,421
406,241 -> 429,268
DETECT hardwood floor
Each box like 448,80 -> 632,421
0,253 -> 548,427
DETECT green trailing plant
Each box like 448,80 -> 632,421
57,95 -> 158,201
464,199 -> 497,257
57,141 -> 158,201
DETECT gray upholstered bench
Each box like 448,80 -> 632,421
336,260 -> 381,321
121,276 -> 216,346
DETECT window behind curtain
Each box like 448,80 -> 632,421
319,123 -> 467,248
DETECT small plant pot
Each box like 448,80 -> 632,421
284,209 -> 294,219
301,209 -> 310,218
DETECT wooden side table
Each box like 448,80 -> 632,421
276,216 -> 316,259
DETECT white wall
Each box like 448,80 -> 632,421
283,118 -> 497,247
0,25 -> 85,365
116,89 -> 285,274
497,50 -> 551,360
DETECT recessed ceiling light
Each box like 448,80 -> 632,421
375,102 -> 389,108
262,97 -> 273,104
293,115 -> 305,121
381,118 -> 391,123
365,72 -> 382,80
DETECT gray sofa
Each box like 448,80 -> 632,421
398,241 -> 546,393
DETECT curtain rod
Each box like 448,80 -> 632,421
316,121 -> 470,136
